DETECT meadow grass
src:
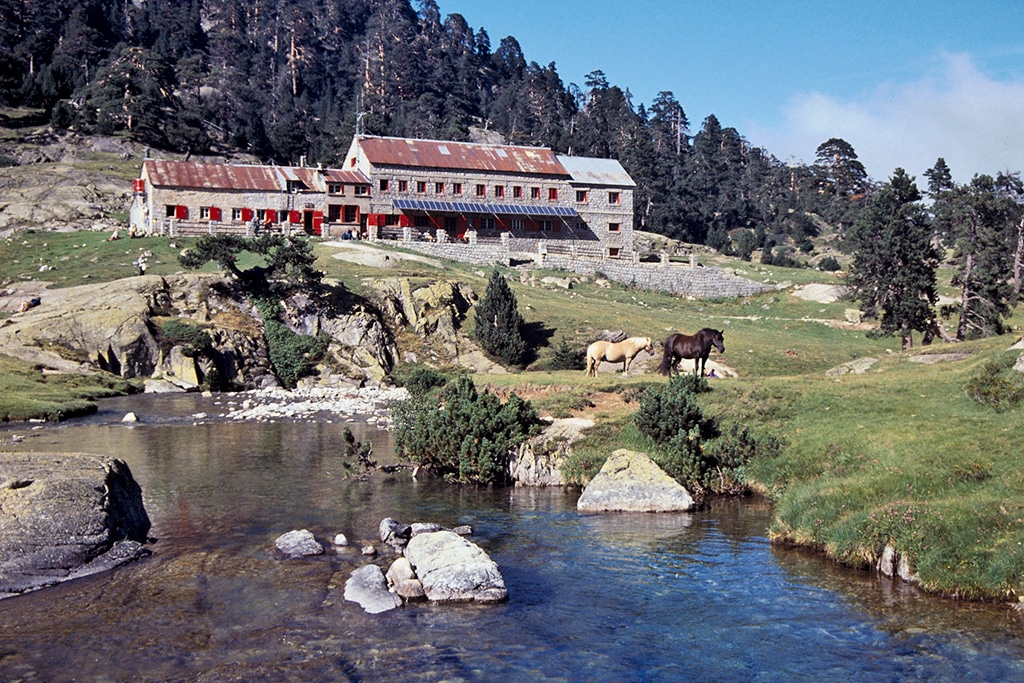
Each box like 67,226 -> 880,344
0,353 -> 134,421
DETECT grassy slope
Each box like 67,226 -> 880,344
320,241 -> 1024,599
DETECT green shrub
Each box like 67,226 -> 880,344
263,319 -> 330,389
160,319 -> 213,357
393,365 -> 450,398
964,357 -> 1024,412
391,375 -> 540,484
473,270 -> 528,367
549,335 -> 586,371
0,155 -> 18,168
818,255 -> 842,272
634,374 -> 715,445
701,423 -> 783,494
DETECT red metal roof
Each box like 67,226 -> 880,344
321,169 -> 370,184
143,160 -> 368,191
356,136 -> 568,176
143,160 -> 283,191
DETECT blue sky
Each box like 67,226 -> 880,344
437,0 -> 1024,183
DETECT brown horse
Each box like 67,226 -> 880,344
659,329 -> 725,377
585,336 -> 654,377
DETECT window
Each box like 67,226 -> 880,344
200,206 -> 211,220
576,190 -> 588,203
511,218 -> 524,230
416,181 -> 427,193
444,217 -> 459,231
256,209 -> 267,221
548,188 -> 558,201
328,205 -> 342,222
475,184 -> 486,197
385,214 -> 400,226
287,180 -> 305,193
328,183 -> 342,195
452,182 -> 462,195
479,217 -> 496,230
398,180 -> 408,192
609,222 -> 621,232
512,186 -> 522,199
354,185 -> 369,196
435,182 -> 445,194
609,191 -> 620,204
608,247 -> 620,258
539,220 -> 553,232
414,215 -> 430,228
343,205 -> 358,223
165,205 -> 176,218
232,208 -> 243,221
494,185 -> 504,198
530,187 -> 541,200
379,179 -> 390,192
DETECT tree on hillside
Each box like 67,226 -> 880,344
847,169 -> 938,349
473,270 -> 527,367
941,174 -> 1020,339
179,233 -> 322,296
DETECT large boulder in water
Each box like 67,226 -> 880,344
0,452 -> 151,598
403,530 -> 508,603
344,564 -> 403,614
577,449 -> 695,513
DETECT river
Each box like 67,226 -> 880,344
2,393 -> 1024,681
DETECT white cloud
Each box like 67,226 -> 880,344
750,53 -> 1024,184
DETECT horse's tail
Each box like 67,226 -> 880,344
658,336 -> 674,375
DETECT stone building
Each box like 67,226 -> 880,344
129,135 -> 636,258
130,160 -> 370,238
345,135 -> 635,258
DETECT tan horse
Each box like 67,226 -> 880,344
585,336 -> 654,377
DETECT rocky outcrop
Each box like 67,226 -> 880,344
365,277 -> 497,371
0,452 -> 151,598
577,449 -> 696,513
510,417 -> 595,487
0,272 -> 400,390
403,530 -> 508,603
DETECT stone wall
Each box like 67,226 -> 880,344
385,240 -> 772,299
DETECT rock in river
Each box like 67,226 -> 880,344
344,564 -> 403,614
403,530 -> 508,603
274,529 -> 324,558
577,449 -> 695,513
0,452 -> 151,598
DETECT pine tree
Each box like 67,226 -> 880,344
848,169 -> 938,349
473,270 -> 528,367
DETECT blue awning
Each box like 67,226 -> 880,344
392,198 -> 577,217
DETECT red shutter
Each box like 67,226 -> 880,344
399,214 -> 412,227
241,208 -> 254,222
312,211 -> 323,235
289,210 -> 301,224
132,179 -> 145,192
175,205 -> 188,219
266,209 -> 277,223
210,207 -> 221,221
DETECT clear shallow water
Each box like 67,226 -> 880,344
2,395 -> 1024,681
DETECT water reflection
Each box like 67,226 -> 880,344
1,396 -> 1023,681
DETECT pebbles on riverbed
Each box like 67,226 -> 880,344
220,385 -> 409,425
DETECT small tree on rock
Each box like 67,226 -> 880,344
473,269 -> 528,366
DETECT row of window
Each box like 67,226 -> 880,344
327,183 -> 369,196
166,205 -> 358,224
377,178 -> 621,205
